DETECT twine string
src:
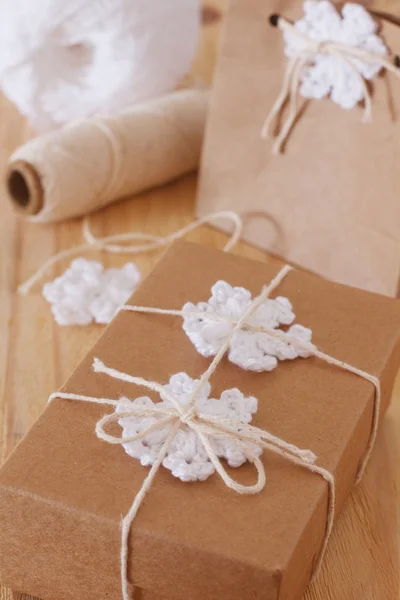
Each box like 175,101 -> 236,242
262,16 -> 400,153
261,55 -> 300,138
18,210 -> 243,295
50,264 -> 338,599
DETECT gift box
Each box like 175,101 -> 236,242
1,240 -> 400,600
197,0 -> 400,296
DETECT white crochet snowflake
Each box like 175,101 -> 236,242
117,372 -> 261,482
182,281 -> 314,372
42,258 -> 141,325
284,1 -> 388,109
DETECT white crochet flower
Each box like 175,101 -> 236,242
117,372 -> 261,482
42,258 -> 141,325
182,281 -> 314,372
284,1 -> 388,109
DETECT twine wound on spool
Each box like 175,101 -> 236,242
6,89 -> 209,222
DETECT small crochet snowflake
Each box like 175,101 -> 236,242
284,1 -> 388,109
182,281 -> 314,372
42,258 -> 141,325
117,372 -> 261,482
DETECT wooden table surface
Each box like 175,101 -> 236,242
0,2 -> 399,599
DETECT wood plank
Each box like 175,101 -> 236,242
0,1 -> 399,599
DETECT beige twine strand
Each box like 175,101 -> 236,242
18,210 -> 243,294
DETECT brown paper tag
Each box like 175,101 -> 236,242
197,0 -> 400,296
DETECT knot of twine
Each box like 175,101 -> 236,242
178,405 -> 197,424
262,15 -> 400,153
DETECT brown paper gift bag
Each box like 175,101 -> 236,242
197,0 -> 400,296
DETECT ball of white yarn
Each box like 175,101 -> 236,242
0,0 -> 201,130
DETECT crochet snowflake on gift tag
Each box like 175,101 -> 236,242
117,372 -> 261,482
284,0 -> 388,109
43,258 -> 141,325
182,281 -> 314,372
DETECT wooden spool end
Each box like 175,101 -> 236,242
6,160 -> 44,217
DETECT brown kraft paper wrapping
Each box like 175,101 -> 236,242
1,240 -> 400,600
196,0 -> 400,297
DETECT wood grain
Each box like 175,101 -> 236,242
0,1 -> 399,599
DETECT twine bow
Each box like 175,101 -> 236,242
92,357 -> 320,495
90,354 -> 334,600
262,15 -> 400,153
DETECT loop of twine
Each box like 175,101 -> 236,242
262,16 -> 400,153
18,210 -> 243,295
50,264 -> 340,600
